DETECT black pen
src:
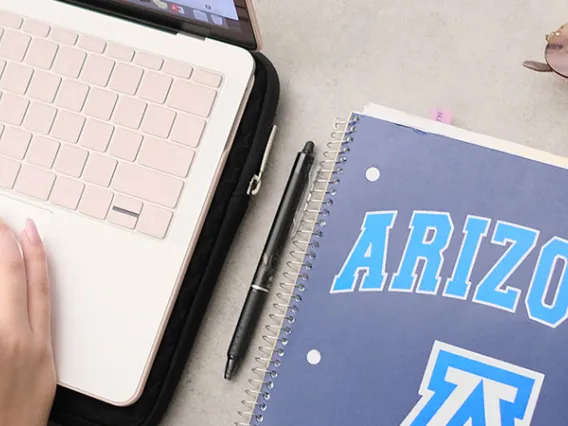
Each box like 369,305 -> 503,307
224,141 -> 315,380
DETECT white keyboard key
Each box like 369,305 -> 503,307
0,30 -> 30,62
170,114 -> 205,148
51,111 -> 85,144
53,46 -> 86,78
0,127 -> 31,160
137,204 -> 172,239
50,176 -> 84,210
55,145 -> 88,177
23,103 -> 57,135
109,128 -> 142,161
134,52 -> 163,70
112,195 -> 142,216
106,43 -> 134,62
55,79 -> 89,111
49,28 -> 77,45
0,127 -> 31,159
108,211 -> 137,229
192,68 -> 223,88
81,55 -> 115,86
0,59 -> 6,77
138,137 -> 194,178
80,120 -> 114,152
25,38 -> 58,69
28,71 -> 61,103
138,72 -> 172,104
1,62 -> 33,94
163,59 -> 192,79
0,94 -> 29,126
141,105 -> 175,138
84,88 -> 118,120
0,11 -> 23,29
0,156 -> 20,189
109,63 -> 143,95
15,165 -> 55,201
27,136 -> 60,169
79,186 -> 113,220
23,20 -> 50,37
167,80 -> 216,117
113,97 -> 146,129
108,195 -> 142,229
112,163 -> 183,208
83,153 -> 117,187
78,35 -> 106,54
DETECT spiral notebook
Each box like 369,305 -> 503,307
236,104 -> 568,426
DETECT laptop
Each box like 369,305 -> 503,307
0,0 -> 259,406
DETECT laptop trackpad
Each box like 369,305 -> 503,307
0,194 -> 53,239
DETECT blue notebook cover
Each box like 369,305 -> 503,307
243,107 -> 568,426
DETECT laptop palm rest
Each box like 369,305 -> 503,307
0,194 -> 53,239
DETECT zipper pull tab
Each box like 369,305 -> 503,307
247,125 -> 277,196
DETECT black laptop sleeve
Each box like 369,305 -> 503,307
49,50 -> 280,426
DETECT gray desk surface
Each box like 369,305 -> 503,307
53,0 -> 568,425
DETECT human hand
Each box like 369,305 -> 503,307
0,219 -> 56,426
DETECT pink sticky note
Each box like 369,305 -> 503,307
431,109 -> 452,124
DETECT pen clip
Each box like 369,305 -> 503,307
290,164 -> 314,238
247,125 -> 277,196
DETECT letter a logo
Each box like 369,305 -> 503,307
401,341 -> 544,426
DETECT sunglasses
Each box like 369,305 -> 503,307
524,24 -> 568,78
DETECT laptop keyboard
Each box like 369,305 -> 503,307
0,10 -> 224,239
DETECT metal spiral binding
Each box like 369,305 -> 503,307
235,114 -> 359,426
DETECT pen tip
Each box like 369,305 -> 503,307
224,358 -> 238,380
303,141 -> 315,154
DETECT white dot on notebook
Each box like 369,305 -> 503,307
366,167 -> 380,182
307,349 -> 322,365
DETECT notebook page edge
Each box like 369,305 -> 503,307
362,103 -> 568,170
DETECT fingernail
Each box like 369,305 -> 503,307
24,219 -> 41,244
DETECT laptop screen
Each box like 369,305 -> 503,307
113,0 -> 258,49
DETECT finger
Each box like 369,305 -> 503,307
0,218 -> 29,326
20,219 -> 51,337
